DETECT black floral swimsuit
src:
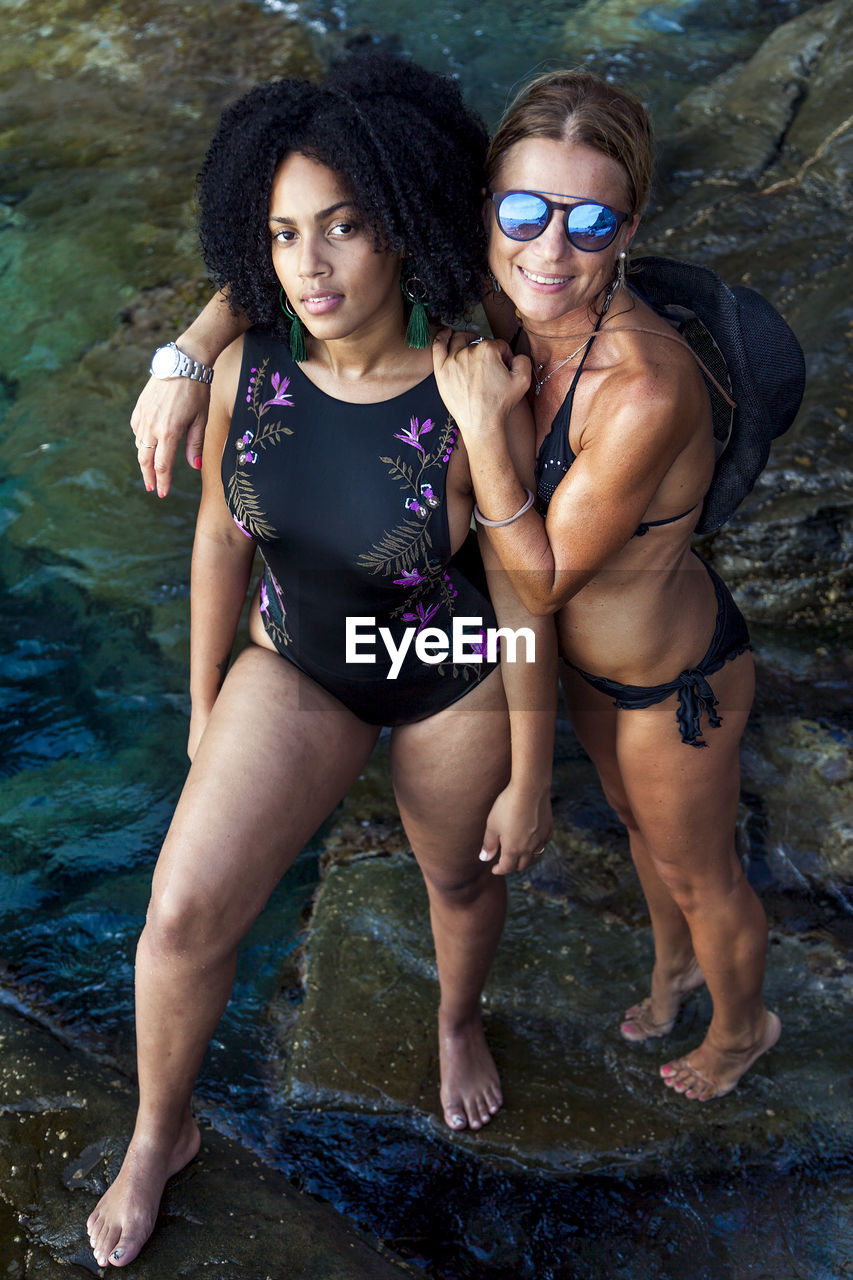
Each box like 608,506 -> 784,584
222,328 -> 498,726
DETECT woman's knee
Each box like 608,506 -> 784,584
647,851 -> 744,917
141,888 -> 245,962
418,860 -> 493,906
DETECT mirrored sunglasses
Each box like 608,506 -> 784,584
491,190 -> 629,252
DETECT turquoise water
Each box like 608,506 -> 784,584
1,0 -> 849,1275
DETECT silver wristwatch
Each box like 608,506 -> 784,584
150,341 -> 214,383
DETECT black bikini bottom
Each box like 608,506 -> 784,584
567,556 -> 751,748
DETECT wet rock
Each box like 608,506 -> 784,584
558,0 -> 821,118
664,4 -> 836,184
0,0 -> 320,381
742,716 -> 853,890
252,723 -> 851,1278
277,850 -> 852,1176
0,1006 -> 417,1279
641,1 -> 853,626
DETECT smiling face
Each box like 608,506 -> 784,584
488,136 -> 639,330
268,151 -> 404,348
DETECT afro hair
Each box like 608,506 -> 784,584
197,51 -> 490,338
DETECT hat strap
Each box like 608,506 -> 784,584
603,325 -> 736,408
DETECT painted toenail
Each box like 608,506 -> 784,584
112,1248 -> 124,1260
451,1114 -> 465,1128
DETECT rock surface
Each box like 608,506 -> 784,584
280,851 -> 852,1173
643,0 -> 853,627
255,735 -> 853,1275
0,1005 -> 417,1279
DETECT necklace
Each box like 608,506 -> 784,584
532,336 -> 591,396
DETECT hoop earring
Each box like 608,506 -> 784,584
279,288 -> 307,363
401,275 -> 431,349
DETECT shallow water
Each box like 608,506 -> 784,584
0,0 -> 850,1275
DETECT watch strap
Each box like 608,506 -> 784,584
176,348 -> 214,383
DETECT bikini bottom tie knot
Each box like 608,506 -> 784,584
676,668 -> 722,748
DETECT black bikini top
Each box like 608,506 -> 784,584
533,315 -> 697,537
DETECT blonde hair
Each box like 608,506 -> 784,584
487,70 -> 654,215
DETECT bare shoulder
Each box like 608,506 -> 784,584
580,308 -> 708,455
210,333 -> 246,420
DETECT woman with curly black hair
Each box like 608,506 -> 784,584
133,52 -> 495,496
90,53 -> 556,1269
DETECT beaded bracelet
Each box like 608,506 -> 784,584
473,486 -> 535,528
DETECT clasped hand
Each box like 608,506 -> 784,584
432,328 -> 531,436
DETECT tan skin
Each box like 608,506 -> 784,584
126,138 -> 780,1095
432,135 -> 780,1104
94,152 -> 556,1269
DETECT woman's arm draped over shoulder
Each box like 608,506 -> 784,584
434,328 -> 694,615
188,335 -> 256,759
131,290 -> 250,498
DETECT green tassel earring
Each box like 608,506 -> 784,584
279,288 -> 307,362
401,276 -> 432,349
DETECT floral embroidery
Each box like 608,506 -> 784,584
261,371 -> 294,412
467,628 -> 491,658
393,568 -> 425,588
356,408 -> 475,679
401,601 -> 440,632
358,414 -> 457,578
259,568 -> 290,647
226,356 -> 296,644
227,358 -> 295,542
393,415 -> 433,454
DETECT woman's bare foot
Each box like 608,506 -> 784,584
438,1010 -> 502,1132
620,956 -> 705,1043
660,1009 -> 781,1101
86,1113 -> 201,1267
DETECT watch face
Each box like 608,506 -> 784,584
151,344 -> 180,378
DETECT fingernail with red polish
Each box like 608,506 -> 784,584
193,456 -> 202,469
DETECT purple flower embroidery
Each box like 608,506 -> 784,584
232,514 -> 253,539
402,601 -> 440,632
259,579 -> 270,614
237,430 -> 254,448
394,568 -> 425,587
239,450 -> 258,465
405,497 -> 428,518
420,482 -> 439,508
261,371 -> 294,412
442,427 -> 458,463
394,415 -> 433,454
468,628 -> 496,658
